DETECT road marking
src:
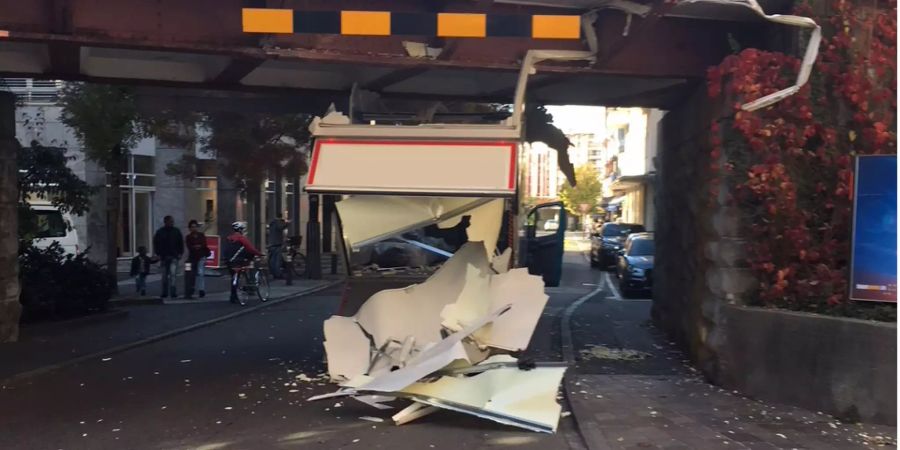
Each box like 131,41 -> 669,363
560,275 -> 606,365
603,271 -> 623,301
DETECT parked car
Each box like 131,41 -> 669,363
543,219 -> 559,231
616,234 -> 654,297
30,204 -> 79,256
622,231 -> 653,252
590,223 -> 646,268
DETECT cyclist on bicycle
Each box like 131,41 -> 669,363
223,221 -> 264,304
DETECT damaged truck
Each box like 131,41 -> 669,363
302,67 -> 573,431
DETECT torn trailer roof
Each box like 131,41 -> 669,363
312,242 -> 564,433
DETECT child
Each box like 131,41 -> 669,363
130,246 -> 155,296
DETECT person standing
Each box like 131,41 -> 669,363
153,215 -> 184,299
267,215 -> 289,279
184,219 -> 210,299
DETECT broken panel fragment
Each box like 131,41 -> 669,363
317,241 -> 564,433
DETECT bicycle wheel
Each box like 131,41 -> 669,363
230,271 -> 241,305
291,252 -> 307,278
256,270 -> 270,302
238,271 -> 253,306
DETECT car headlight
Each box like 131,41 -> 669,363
629,267 -> 644,275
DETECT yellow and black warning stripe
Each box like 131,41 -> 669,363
242,9 -> 580,40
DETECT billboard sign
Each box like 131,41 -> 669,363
205,235 -> 221,269
849,155 -> 897,302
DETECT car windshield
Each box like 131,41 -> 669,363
628,239 -> 655,256
602,224 -> 645,237
34,210 -> 67,238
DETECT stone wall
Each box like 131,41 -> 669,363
718,305 -> 897,425
654,85 -> 896,427
652,84 -> 724,375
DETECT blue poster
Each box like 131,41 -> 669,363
850,155 -> 897,302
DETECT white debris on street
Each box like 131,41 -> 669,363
311,242 -> 566,433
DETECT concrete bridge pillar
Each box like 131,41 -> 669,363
0,92 -> 22,342
652,85 -> 756,380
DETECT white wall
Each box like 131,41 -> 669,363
15,105 -> 77,148
607,108 -> 649,177
645,109 -> 665,174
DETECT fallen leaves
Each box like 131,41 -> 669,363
579,345 -> 651,361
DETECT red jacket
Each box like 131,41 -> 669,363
185,231 -> 210,261
226,232 -> 263,257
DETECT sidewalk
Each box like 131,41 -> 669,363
564,272 -> 896,450
0,277 -> 339,382
114,270 -> 237,302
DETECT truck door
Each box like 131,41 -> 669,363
519,201 -> 566,287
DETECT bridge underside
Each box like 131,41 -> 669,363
0,0 -> 787,109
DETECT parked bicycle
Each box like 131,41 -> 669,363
284,235 -> 307,278
232,256 -> 270,306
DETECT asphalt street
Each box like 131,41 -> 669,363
0,252 -> 602,450
3,248 -> 889,450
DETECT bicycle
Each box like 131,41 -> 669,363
231,257 -> 270,306
284,235 -> 307,278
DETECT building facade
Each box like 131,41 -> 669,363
522,141 -> 560,200
522,105 -> 662,231
523,106 -> 607,203
602,107 -> 665,230
7,79 -> 307,266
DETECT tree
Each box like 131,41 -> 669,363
558,164 -> 603,223
59,84 -> 143,291
199,112 -> 311,185
17,141 -> 94,241
153,110 -> 311,185
0,91 -> 20,342
152,110 -> 311,243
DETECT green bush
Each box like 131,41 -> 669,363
18,242 -> 115,322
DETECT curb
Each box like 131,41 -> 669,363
1,279 -> 343,387
560,253 -> 607,450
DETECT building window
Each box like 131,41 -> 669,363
112,154 -> 156,258
616,127 -> 628,153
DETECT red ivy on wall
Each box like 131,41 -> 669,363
706,0 -> 896,312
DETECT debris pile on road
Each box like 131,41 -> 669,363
309,242 -> 567,433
